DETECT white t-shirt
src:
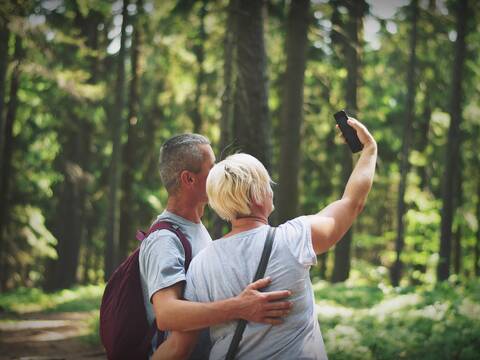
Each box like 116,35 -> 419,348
184,216 -> 328,360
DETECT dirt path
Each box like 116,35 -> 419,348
0,312 -> 105,360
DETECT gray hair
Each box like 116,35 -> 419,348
159,133 -> 211,194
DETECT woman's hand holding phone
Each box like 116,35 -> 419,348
334,111 -> 376,152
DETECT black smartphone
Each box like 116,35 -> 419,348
334,110 -> 363,153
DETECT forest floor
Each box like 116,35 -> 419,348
1,280 -> 479,359
0,311 -> 105,360
0,285 -> 105,360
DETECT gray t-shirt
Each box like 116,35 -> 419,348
139,210 -> 212,359
184,216 -> 328,360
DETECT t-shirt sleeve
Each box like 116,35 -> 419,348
139,230 -> 187,302
277,216 -> 317,267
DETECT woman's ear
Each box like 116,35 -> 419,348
251,194 -> 264,208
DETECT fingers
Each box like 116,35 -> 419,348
264,290 -> 292,301
347,118 -> 366,132
347,118 -> 375,146
346,118 -> 359,130
247,277 -> 272,290
265,300 -> 292,310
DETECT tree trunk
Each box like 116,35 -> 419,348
418,101 -> 431,190
191,0 -> 207,134
105,0 -> 128,280
453,153 -> 463,276
119,0 -> 144,262
331,158 -> 353,283
94,244 -> 102,283
331,0 -> 364,283
82,226 -> 92,284
318,118 -> 337,280
453,225 -> 462,276
0,36 -> 23,291
218,0 -> 238,161
329,0 -> 343,59
325,0 -> 342,282
46,144 -> 85,290
143,81 -> 165,178
213,0 -> 239,239
277,0 -> 310,224
437,0 -> 469,282
421,0 -> 436,196
233,0 -> 271,170
44,5 -> 101,290
390,0 -> 418,287
475,173 -> 480,276
0,22 -> 9,159
80,9 -> 102,284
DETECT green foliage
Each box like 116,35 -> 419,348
81,311 -> 101,345
314,282 -> 384,309
316,279 -> 480,360
0,284 -> 104,314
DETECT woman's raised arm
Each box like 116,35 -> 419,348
307,118 -> 377,254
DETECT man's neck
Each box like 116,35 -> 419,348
166,196 -> 205,224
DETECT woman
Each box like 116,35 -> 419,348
161,118 -> 376,359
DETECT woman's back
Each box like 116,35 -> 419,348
184,217 -> 328,360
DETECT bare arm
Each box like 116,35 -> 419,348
307,118 -> 377,254
151,330 -> 200,360
152,277 -> 292,332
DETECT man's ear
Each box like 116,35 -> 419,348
179,170 -> 194,187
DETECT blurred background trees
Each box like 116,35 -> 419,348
0,0 -> 479,292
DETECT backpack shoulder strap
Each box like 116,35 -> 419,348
225,227 -> 277,360
133,221 -> 193,352
136,220 -> 193,271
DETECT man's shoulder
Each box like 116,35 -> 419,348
139,228 -> 185,256
138,226 -> 190,281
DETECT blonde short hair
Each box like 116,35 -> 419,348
206,153 -> 273,222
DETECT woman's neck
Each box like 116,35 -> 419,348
226,215 -> 268,238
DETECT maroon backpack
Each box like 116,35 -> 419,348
99,221 -> 192,360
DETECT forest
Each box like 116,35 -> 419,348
0,0 -> 479,359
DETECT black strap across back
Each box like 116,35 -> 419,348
225,226 -> 277,360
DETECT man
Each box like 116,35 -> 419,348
139,134 -> 292,359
